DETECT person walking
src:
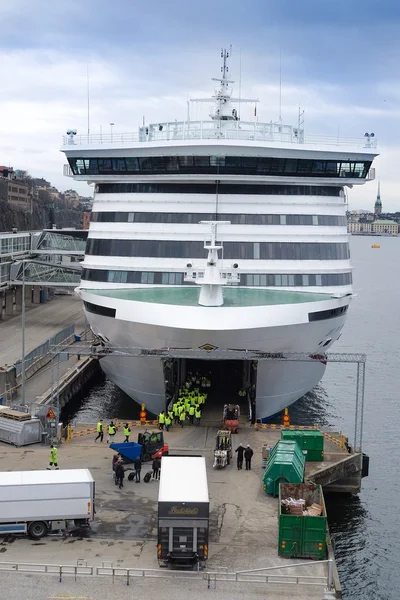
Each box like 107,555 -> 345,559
112,453 -> 120,479
235,443 -> 245,470
180,408 -> 186,428
152,457 -> 161,480
195,406 -> 201,427
164,413 -> 171,432
158,411 -> 165,431
115,460 -> 125,489
244,444 -> 254,470
107,421 -> 117,443
47,444 -> 59,470
134,457 -> 142,482
123,423 -> 131,442
95,419 -> 104,442
188,404 -> 195,425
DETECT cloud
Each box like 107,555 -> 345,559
0,0 -> 399,209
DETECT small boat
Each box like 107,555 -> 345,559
371,244 -> 380,248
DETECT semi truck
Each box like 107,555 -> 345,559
0,469 -> 95,539
157,456 -> 209,568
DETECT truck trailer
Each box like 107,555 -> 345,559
157,456 -> 209,568
0,469 -> 95,539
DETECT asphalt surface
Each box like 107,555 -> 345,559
0,425 -> 332,599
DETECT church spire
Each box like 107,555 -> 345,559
374,181 -> 382,215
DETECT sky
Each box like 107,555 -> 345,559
1,0 -> 400,210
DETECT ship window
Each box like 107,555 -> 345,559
284,159 -> 298,173
125,158 -> 140,172
179,156 -> 194,167
312,161 -> 325,174
275,275 -> 282,286
315,275 -> 322,286
112,158 -> 127,171
210,156 -> 225,167
98,159 -> 112,173
75,159 -> 85,175
296,160 -> 312,174
253,243 -> 260,259
312,215 -> 318,226
339,162 -> 352,177
95,182 -> 343,196
141,272 -> 154,284
326,162 -> 339,176
194,156 -> 210,167
128,213 -> 135,222
302,274 -> 309,286
280,215 -> 286,225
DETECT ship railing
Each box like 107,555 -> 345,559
62,120 -> 377,149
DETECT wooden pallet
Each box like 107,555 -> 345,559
0,408 -> 31,421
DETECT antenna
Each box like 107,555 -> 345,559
87,63 -> 90,135
279,49 -> 282,123
238,48 -> 242,120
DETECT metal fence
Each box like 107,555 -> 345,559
0,559 -> 334,590
14,324 -> 75,376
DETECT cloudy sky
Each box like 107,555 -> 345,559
1,0 -> 399,210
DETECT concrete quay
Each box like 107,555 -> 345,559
0,424 -> 340,599
0,294 -> 91,408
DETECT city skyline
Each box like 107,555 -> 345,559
1,0 -> 400,209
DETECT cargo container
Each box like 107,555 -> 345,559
281,430 -> 324,461
157,456 -> 209,568
278,482 -> 327,559
0,469 -> 95,539
263,440 -> 305,497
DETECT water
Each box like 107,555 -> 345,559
65,236 -> 398,598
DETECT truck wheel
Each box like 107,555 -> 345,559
142,452 -> 151,462
28,521 -> 48,539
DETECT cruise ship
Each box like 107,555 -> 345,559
61,48 -> 378,420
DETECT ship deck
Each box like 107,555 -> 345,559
87,286 -> 330,307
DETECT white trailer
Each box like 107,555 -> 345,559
0,469 -> 95,539
157,456 -> 209,568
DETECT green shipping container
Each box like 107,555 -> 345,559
278,482 -> 327,559
281,429 -> 324,461
263,440 -> 305,497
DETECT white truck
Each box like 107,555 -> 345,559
157,456 -> 209,568
0,469 -> 95,539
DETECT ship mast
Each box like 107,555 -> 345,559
190,46 -> 259,128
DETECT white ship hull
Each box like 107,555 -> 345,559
81,288 -> 348,419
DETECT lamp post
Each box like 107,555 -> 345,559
110,122 -> 115,142
21,261 -> 26,405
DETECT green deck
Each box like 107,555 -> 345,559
86,287 -> 329,308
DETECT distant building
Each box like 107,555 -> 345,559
0,166 -> 31,212
371,219 -> 398,235
82,210 -> 92,230
347,221 -> 372,234
63,189 -> 80,209
374,181 -> 382,216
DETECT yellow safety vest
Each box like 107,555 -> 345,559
195,409 -> 201,419
189,406 -> 195,415
159,413 -> 165,424
108,425 -> 116,435
124,427 -> 130,437
165,416 -> 171,426
180,411 -> 186,421
97,422 -> 102,432
50,447 -> 58,461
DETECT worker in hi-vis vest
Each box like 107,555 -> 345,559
180,409 -> 186,428
95,419 -> 104,443
123,423 -> 131,442
47,444 -> 59,470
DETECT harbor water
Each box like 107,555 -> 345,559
63,236 -> 398,600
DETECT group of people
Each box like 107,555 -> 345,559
95,420 -> 132,443
235,443 -> 254,470
163,371 -> 211,429
112,454 -> 162,489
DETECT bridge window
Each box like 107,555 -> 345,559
68,156 -> 372,178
